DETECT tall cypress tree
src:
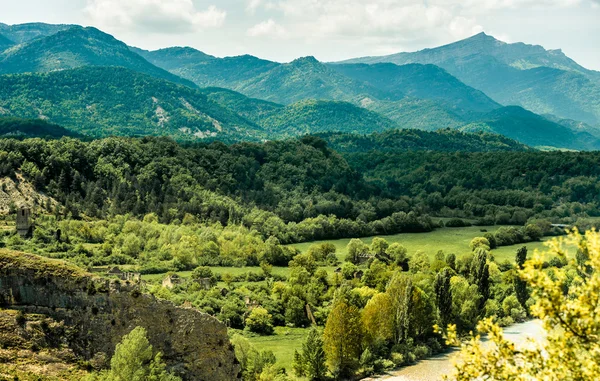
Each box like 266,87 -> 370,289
435,267 -> 453,328
471,249 -> 490,310
514,246 -> 529,311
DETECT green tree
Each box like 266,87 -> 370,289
323,299 -> 363,379
370,237 -> 389,261
386,242 -> 408,268
345,238 -> 368,264
362,292 -> 394,346
296,327 -> 327,381
87,326 -> 180,381
514,246 -> 529,311
470,249 -> 490,310
386,273 -> 414,344
448,230 -> 600,380
246,307 -> 274,335
435,267 -> 453,329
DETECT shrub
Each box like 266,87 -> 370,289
245,307 -> 274,335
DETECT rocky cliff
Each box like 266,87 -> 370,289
0,249 -> 241,380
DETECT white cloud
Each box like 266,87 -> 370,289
247,0 -> 586,48
247,19 -> 288,38
246,0 -> 263,14
84,0 -> 226,34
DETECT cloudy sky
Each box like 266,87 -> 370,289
3,0 -> 600,69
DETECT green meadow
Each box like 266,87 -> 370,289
290,225 -> 550,263
143,225 -> 552,286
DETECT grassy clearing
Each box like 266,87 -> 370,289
141,226 -> 553,283
246,326 -> 308,370
289,225 -> 549,263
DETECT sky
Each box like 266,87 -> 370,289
2,0 -> 600,70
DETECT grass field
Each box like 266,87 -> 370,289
246,326 -> 308,370
289,225 -> 552,263
141,226 -> 554,284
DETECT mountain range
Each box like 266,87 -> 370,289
0,22 -> 598,150
341,32 -> 600,127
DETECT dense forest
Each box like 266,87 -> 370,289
2,134 -> 600,244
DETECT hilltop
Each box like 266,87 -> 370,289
341,32 -> 600,126
0,26 -> 194,87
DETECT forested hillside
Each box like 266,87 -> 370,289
0,22 -> 73,44
320,129 -> 531,153
330,63 -> 500,114
0,26 -> 194,87
0,33 -> 13,50
0,116 -> 81,138
134,46 -> 280,88
2,135 -> 600,244
0,67 -> 264,141
342,32 -> 600,127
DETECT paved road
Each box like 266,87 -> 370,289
364,320 -> 544,381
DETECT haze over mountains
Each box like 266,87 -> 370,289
0,22 -> 599,150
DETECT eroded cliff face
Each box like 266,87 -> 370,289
0,250 -> 241,381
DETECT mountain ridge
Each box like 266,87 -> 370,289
0,26 -> 196,87
338,32 -> 600,126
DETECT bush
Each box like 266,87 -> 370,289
391,352 -> 405,367
413,344 -> 430,360
245,307 -> 274,335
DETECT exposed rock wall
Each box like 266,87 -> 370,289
0,250 -> 241,381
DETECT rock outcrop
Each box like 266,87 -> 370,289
0,250 -> 241,381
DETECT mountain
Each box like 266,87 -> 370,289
135,47 -> 279,88
0,117 -> 82,139
319,128 -> 532,153
234,56 -> 389,105
340,33 -> 600,126
200,87 -> 283,124
135,49 -> 508,129
200,89 -> 398,136
330,63 -> 500,114
0,22 -> 73,44
459,106 -> 600,150
0,26 -> 195,87
0,33 -> 13,51
260,99 -> 398,136
0,66 -> 264,141
358,97 -> 466,130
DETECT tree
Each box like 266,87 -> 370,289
245,307 -> 274,335
469,237 -> 490,252
434,268 -> 453,329
295,327 -> 327,380
345,238 -> 368,264
191,266 -> 217,287
447,230 -> 600,380
470,249 -> 490,310
323,299 -> 363,378
87,326 -> 180,381
231,335 -> 278,381
285,296 -> 308,327
514,246 -> 529,311
370,237 -> 389,262
386,273 -> 414,344
362,292 -> 394,346
387,242 -> 409,269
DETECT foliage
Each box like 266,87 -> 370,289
246,307 -> 274,335
86,326 -> 180,381
448,230 -> 600,380
293,327 -> 327,380
323,298 -> 363,378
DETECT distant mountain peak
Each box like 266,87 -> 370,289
292,56 -> 320,65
